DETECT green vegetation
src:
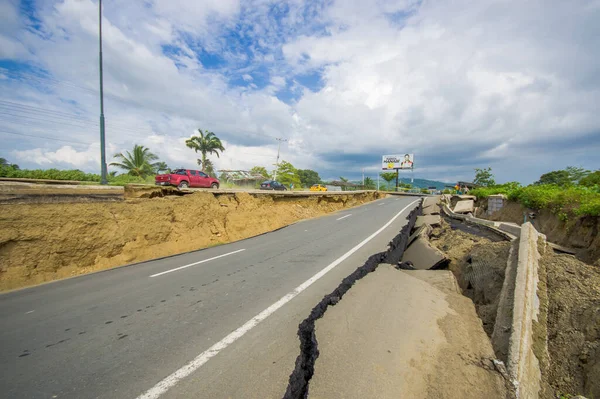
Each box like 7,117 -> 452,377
110,144 -> 161,178
0,166 -> 101,181
470,168 -> 600,218
249,166 -> 269,178
275,160 -> 302,187
185,128 -> 225,173
297,169 -> 321,187
474,167 -> 496,186
379,172 -> 397,190
535,166 -> 590,186
363,176 -> 376,190
579,170 -> 600,187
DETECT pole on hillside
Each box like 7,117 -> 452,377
98,0 -> 107,185
273,137 -> 287,181
362,168 -> 364,187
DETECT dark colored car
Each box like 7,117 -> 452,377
260,180 -> 287,191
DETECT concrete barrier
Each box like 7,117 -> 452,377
499,222 -> 522,237
505,222 -> 543,398
443,196 -> 546,398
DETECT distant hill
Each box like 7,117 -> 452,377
350,177 -> 451,190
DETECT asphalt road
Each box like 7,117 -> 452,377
0,196 -> 419,399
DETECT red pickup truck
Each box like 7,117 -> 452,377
155,169 -> 220,189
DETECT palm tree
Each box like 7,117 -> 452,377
110,144 -> 160,178
155,162 -> 170,174
185,129 -> 225,173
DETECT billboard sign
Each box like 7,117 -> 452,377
382,154 -> 414,170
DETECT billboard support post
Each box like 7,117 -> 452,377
395,169 -> 399,192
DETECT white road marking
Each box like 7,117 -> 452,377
135,199 -> 419,399
336,214 -> 352,221
149,249 -> 246,278
25,310 -> 35,314
378,203 -> 384,206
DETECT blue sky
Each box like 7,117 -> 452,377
0,0 -> 599,183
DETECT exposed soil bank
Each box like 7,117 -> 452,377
432,215 -> 600,398
0,191 -> 384,292
479,201 -> 600,266
429,219 -> 511,340
541,251 -> 600,398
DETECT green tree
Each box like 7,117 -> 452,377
185,129 -> 225,173
297,169 -> 321,187
580,171 -> 600,187
474,167 -> 496,186
275,160 -> 301,187
565,166 -> 590,183
363,176 -> 376,190
380,172 -> 397,190
155,162 -> 170,174
0,158 -> 19,170
535,170 -> 569,186
249,166 -> 269,178
109,144 -> 160,178
201,159 -> 216,178
339,176 -> 349,191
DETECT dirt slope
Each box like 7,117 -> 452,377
0,191 -> 384,291
542,252 -> 600,398
480,201 -> 600,266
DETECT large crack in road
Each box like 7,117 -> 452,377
282,202 -> 421,399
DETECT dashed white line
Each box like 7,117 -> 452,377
149,249 -> 246,278
25,310 -> 35,314
378,203 -> 385,206
135,199 -> 419,399
336,214 -> 352,221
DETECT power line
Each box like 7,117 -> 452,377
0,100 -> 157,133
0,130 -> 93,145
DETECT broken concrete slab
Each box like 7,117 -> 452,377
453,199 -> 474,214
401,236 -> 449,270
309,265 -> 508,399
422,196 -> 440,208
423,203 -> 440,215
415,214 -> 441,228
407,224 -> 431,247
498,222 -> 522,237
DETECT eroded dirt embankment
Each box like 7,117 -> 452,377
478,200 -> 600,266
0,191 -> 384,291
434,214 -> 600,398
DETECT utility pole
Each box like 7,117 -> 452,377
273,137 -> 287,181
362,168 -> 364,187
98,0 -> 107,184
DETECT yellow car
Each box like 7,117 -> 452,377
310,184 -> 328,192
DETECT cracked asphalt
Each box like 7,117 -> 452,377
0,196 -> 418,399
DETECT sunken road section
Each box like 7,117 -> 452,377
283,202 -> 421,398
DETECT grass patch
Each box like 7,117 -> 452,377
471,183 -> 600,217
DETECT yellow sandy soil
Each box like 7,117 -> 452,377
0,191 -> 384,291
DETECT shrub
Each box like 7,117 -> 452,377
470,183 -> 600,218
0,166 -> 101,181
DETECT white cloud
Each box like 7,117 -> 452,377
1,0 -> 599,185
